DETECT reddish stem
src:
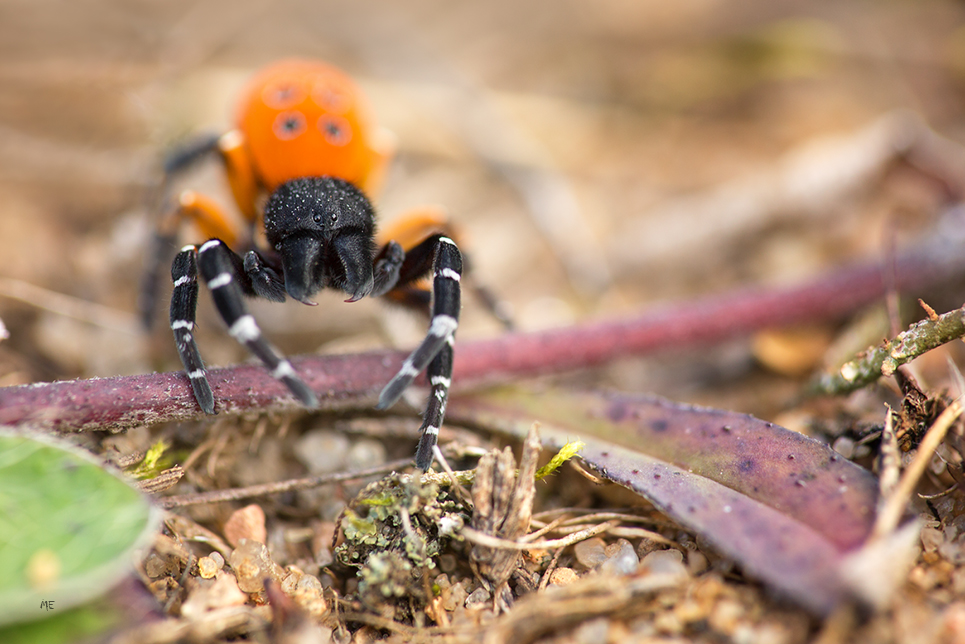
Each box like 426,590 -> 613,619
458,237 -> 961,384
2,231 -> 963,433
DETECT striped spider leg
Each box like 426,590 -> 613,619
377,234 -> 463,470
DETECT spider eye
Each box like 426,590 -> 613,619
311,76 -> 352,113
313,213 -> 322,223
273,111 -> 307,140
318,115 -> 352,146
262,81 -> 305,109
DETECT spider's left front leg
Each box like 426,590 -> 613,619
376,235 -> 462,470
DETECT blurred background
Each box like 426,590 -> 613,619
2,0 -> 965,419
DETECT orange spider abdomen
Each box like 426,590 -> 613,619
235,59 -> 383,193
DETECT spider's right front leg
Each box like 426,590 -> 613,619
170,244 -> 215,413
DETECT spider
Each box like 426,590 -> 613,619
142,59 -> 503,470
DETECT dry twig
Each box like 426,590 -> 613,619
462,521 -> 615,552
0,277 -> 140,334
810,302 -> 965,396
159,457 -> 412,508
469,424 -> 542,612
872,397 -> 964,539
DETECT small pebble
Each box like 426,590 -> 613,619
291,572 -> 327,617
547,567 -> 579,586
945,524 -> 959,542
674,598 -> 708,624
445,581 -> 469,612
434,574 -> 455,610
223,504 -> 267,547
229,538 -> 284,593
144,553 -> 179,579
434,573 -> 451,592
654,609 -> 684,635
293,430 -> 350,474
687,550 -> 709,575
939,540 -> 965,565
709,598 -> 745,635
465,586 -> 491,608
197,555 -> 223,579
346,438 -> 387,471
180,571 -> 247,619
921,526 -> 943,553
641,549 -> 689,580
574,618 -> 609,644
573,537 -> 608,569
281,570 -> 302,595
600,539 -> 639,576
832,437 -> 855,459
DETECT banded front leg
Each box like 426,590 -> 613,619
177,239 -> 318,411
170,245 -> 214,413
415,340 -> 455,470
376,236 -> 462,470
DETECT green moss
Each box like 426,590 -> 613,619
334,473 -> 472,617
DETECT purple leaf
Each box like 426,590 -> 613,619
446,389 -> 882,615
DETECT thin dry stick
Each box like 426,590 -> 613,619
872,398 -> 964,539
878,406 -> 900,500
430,443 -> 474,505
180,420 -> 228,473
603,526 -> 675,542
531,507 -> 656,523
0,277 -> 141,334
530,508 -> 682,533
136,466 -> 184,494
552,511 -> 665,528
536,523 -> 673,545
421,466 -> 476,488
538,548 -> 565,591
328,611 -> 417,637
159,457 -> 412,508
205,429 -> 231,480
461,521 -> 615,551
522,515 -> 571,542
484,573 -> 648,644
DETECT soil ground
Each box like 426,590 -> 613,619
5,1 -> 965,642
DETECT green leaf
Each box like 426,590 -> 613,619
0,429 -> 160,628
0,601 -> 120,644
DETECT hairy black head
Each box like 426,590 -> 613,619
264,177 -> 377,303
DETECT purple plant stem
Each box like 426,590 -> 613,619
456,233 -> 965,386
1,231 -> 963,433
